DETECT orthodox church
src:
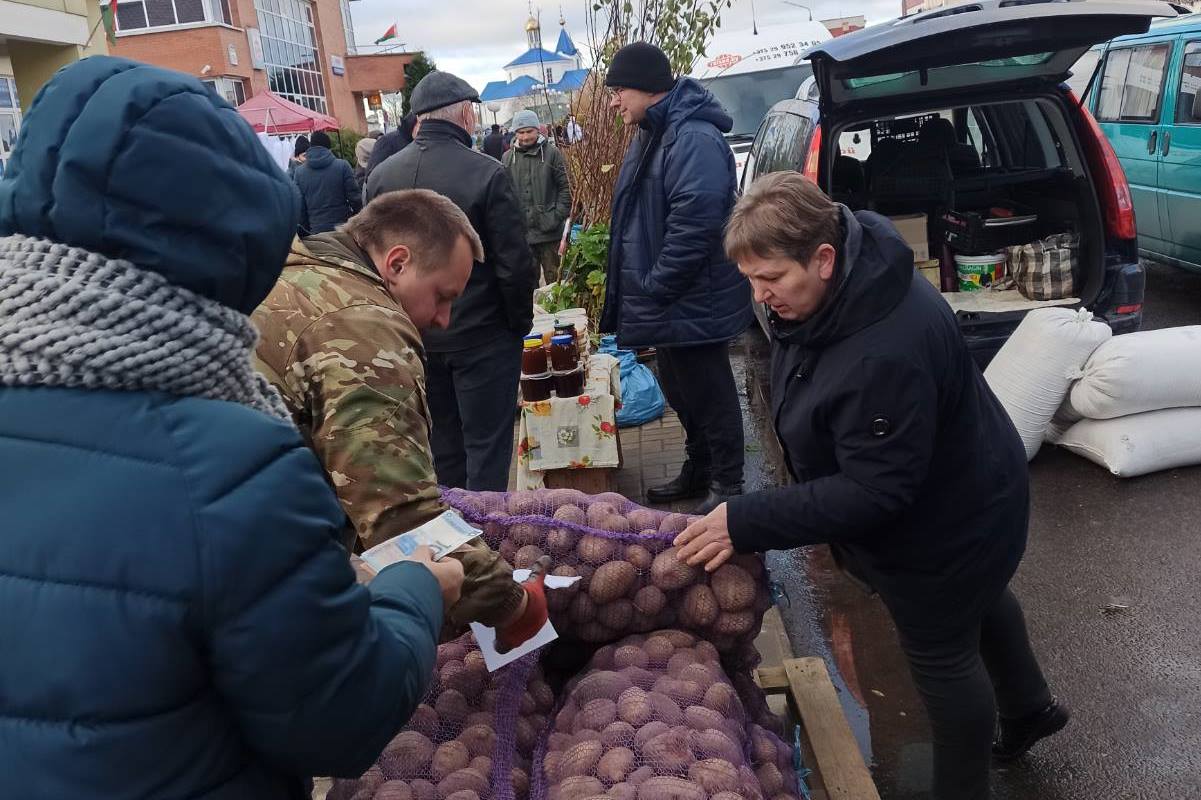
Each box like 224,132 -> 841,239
479,13 -> 589,124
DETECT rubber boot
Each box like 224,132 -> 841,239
693,482 -> 744,516
646,460 -> 711,504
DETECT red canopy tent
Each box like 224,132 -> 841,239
236,91 -> 339,135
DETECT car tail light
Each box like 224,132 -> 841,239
1115,303 -> 1143,315
1069,91 -> 1137,241
803,125 -> 822,183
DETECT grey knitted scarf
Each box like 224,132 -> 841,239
0,234 -> 291,421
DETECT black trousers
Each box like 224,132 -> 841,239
655,342 -> 744,486
896,586 -> 1052,800
426,334 -> 522,491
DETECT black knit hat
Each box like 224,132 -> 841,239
605,42 -> 676,94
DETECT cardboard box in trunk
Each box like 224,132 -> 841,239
889,214 -> 930,263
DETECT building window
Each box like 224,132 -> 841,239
116,0 -> 209,31
546,67 -> 553,83
203,77 -> 247,106
255,0 -> 327,114
207,0 -> 232,24
340,0 -> 356,55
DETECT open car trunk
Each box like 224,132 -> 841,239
826,92 -> 1107,328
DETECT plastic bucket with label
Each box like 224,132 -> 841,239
955,252 -> 1006,292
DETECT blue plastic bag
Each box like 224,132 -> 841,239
599,335 -> 665,428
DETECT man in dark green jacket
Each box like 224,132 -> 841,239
503,110 -> 571,284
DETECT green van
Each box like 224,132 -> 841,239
1081,15 -> 1201,271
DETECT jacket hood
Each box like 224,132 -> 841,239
644,77 -> 733,141
772,207 -> 914,350
304,146 -> 335,169
0,56 -> 300,315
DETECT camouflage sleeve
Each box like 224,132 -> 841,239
286,303 -> 446,549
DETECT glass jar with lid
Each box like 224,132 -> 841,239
522,335 -> 548,376
549,334 -> 579,372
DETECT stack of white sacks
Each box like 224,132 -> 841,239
985,308 -> 1201,477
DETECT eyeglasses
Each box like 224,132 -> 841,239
608,87 -> 628,100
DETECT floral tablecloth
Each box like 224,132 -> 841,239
516,354 -> 622,490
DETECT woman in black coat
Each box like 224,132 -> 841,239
674,173 -> 1068,800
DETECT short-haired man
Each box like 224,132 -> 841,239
504,109 -> 572,285
253,189 -> 548,651
602,42 -> 753,513
483,123 -> 505,160
292,129 -> 362,235
675,172 -> 1065,800
367,71 -> 537,492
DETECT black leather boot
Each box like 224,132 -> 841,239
646,460 -> 711,504
993,700 -> 1070,762
693,482 -> 744,516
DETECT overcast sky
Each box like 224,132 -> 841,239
346,0 -> 903,92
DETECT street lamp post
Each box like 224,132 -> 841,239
782,0 -> 813,20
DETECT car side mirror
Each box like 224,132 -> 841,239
1192,90 -> 1201,121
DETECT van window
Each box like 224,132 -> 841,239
701,65 -> 814,139
1176,42 -> 1201,124
755,112 -> 813,177
1067,50 -> 1101,101
1096,44 -> 1170,123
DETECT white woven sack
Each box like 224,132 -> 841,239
984,307 -> 1111,461
1064,326 -> 1201,420
1053,408 -> 1201,477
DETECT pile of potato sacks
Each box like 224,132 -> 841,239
328,489 -> 799,800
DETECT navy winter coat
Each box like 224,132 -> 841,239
0,56 -> 442,800
601,78 -> 753,348
728,208 -> 1030,635
294,145 -> 363,234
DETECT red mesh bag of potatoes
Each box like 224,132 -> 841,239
529,629 -> 802,800
326,634 -> 555,800
442,488 -> 773,659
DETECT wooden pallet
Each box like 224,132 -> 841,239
756,658 -> 882,800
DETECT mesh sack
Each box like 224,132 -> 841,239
443,488 -> 773,659
532,629 -> 791,800
327,633 -> 555,800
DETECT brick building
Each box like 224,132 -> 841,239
2,0 -> 109,169
110,0 -> 413,131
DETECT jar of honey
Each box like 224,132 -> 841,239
549,334 -> 579,372
553,367 -> 585,398
522,336 -> 548,376
521,373 -> 554,402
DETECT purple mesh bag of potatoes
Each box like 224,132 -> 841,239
326,634 -> 554,800
530,630 -> 802,800
442,488 -> 773,660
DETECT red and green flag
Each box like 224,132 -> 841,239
374,23 -> 398,45
100,0 -> 119,46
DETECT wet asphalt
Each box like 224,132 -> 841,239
740,261 -> 1201,799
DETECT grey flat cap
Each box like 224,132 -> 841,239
410,70 -> 481,115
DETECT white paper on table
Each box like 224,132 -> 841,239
470,618 -> 559,672
360,510 -> 479,571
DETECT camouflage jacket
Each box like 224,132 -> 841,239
252,232 -> 444,549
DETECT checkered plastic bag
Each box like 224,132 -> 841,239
1005,232 -> 1079,301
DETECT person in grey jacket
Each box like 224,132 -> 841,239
503,110 -> 571,284
293,130 -> 362,234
